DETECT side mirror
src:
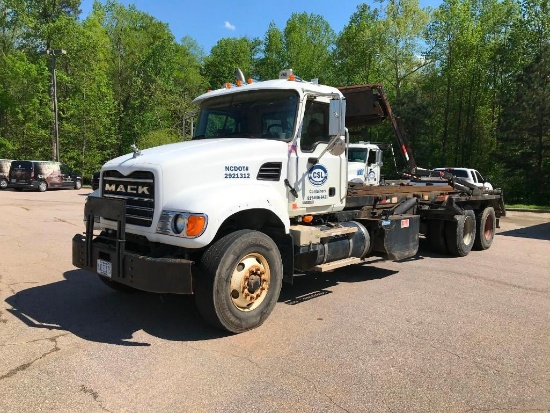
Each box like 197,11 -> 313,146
328,137 -> 346,156
308,136 -> 346,170
329,98 -> 346,136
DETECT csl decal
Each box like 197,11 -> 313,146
308,164 -> 328,186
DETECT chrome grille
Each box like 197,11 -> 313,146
102,170 -> 155,227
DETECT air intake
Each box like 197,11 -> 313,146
257,162 -> 282,181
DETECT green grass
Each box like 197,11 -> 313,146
506,204 -> 550,210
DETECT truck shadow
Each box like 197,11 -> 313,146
5,270 -> 226,345
497,222 -> 550,241
280,262 -> 398,305
6,264 -> 400,345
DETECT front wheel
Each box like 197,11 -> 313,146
194,230 -> 283,333
0,178 -> 7,190
38,181 -> 47,192
74,179 -> 82,190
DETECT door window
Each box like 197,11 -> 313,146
474,170 -> 484,183
60,163 -> 71,175
300,100 -> 329,152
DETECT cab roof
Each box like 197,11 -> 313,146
193,78 -> 341,104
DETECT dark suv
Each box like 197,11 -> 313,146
8,160 -> 82,192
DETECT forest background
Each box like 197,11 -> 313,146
0,0 -> 548,204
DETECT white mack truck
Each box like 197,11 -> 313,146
73,70 -> 505,333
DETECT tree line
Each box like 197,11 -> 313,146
0,0 -> 548,204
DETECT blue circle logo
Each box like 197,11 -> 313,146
308,164 -> 328,186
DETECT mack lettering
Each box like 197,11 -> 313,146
105,183 -> 150,195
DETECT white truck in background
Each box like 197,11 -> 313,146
432,168 -> 493,190
73,71 -> 505,333
347,142 -> 383,185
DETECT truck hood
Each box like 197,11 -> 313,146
103,138 -> 288,173
102,138 -> 289,208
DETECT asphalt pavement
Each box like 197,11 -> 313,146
0,188 -> 549,412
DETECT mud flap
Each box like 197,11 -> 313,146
372,214 -> 420,260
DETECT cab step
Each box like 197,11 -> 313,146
313,257 -> 363,272
320,226 -> 357,239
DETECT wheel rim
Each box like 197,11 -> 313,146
483,215 -> 494,240
463,216 -> 475,245
0,179 -> 6,189
39,182 -> 46,191
229,253 -> 270,312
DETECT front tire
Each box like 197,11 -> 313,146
74,179 -> 82,190
194,230 -> 283,333
38,181 -> 47,192
445,210 -> 476,257
0,178 -> 7,190
473,207 -> 496,250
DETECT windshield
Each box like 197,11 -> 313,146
194,90 -> 298,141
348,148 -> 368,163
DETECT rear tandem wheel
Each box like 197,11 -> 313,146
445,210 -> 476,257
427,219 -> 448,254
473,207 -> 496,250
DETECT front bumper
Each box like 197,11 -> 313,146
72,196 -> 194,294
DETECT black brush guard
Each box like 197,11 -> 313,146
72,197 -> 193,294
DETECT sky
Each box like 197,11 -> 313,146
79,0 -> 439,53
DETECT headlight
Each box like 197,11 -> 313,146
157,211 -> 208,238
172,214 -> 186,234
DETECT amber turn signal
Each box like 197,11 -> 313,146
186,215 -> 206,237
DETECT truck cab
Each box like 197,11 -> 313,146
347,142 -> 382,185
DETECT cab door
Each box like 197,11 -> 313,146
364,147 -> 382,185
293,98 -> 346,213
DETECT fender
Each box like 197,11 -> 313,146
159,181 -> 290,248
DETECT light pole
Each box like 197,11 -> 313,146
41,48 -> 66,162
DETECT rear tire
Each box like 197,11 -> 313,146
194,229 -> 283,333
38,181 -> 47,192
0,178 -> 7,190
427,219 -> 448,254
473,207 -> 496,250
445,210 -> 476,257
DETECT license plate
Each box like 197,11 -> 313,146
97,259 -> 112,278
11,179 -> 15,183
